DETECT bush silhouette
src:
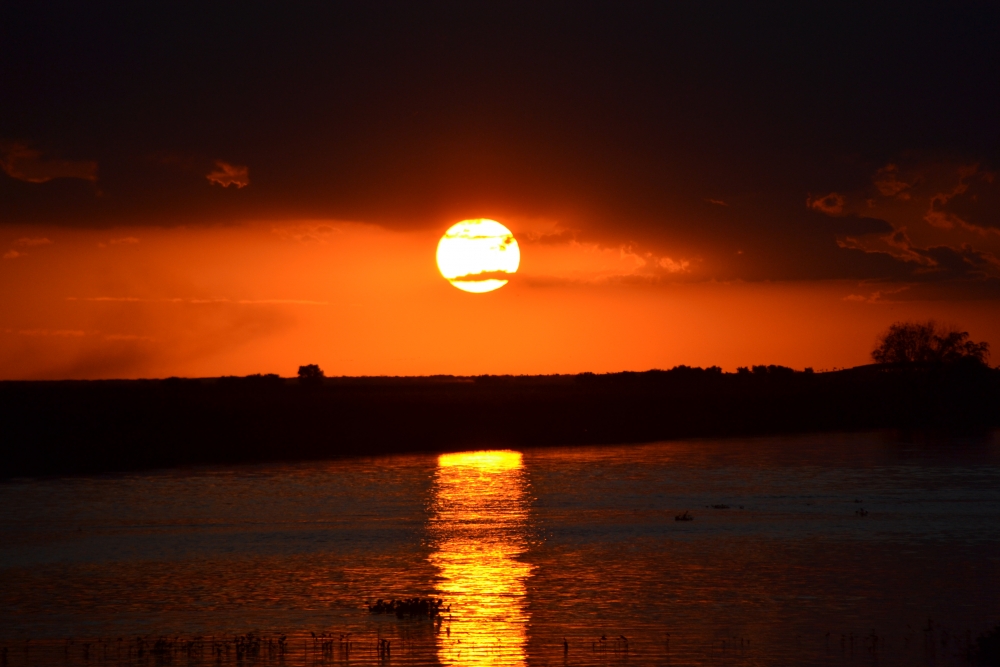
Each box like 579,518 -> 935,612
297,364 -> 325,385
872,321 -> 989,365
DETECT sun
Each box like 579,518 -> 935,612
436,219 -> 520,293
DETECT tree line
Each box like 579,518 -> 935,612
872,321 -> 990,366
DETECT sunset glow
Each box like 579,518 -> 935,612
3,7 -> 1000,667
1,4 -> 997,380
2,221 -> 999,379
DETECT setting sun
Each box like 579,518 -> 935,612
436,219 -> 520,293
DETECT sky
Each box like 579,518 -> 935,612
1,3 -> 999,379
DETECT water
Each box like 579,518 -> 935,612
1,431 -> 999,666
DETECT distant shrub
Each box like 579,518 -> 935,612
297,364 -> 325,385
749,365 -> 795,376
162,377 -> 199,386
219,373 -> 283,387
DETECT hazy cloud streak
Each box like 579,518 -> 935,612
66,296 -> 328,305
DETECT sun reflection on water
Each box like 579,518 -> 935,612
429,450 -> 533,666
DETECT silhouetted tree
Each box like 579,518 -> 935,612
872,321 -> 989,365
297,364 -> 325,385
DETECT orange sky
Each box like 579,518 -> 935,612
1,221 -> 996,379
2,6 -> 998,379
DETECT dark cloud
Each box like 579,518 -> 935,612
915,244 -> 1000,280
0,143 -> 97,184
1,3 -> 998,293
837,227 -> 1000,287
828,214 -> 893,238
206,161 -> 249,189
873,164 -> 913,199
879,278 -> 1000,302
521,228 -> 579,245
925,165 -> 999,234
807,193 -> 846,216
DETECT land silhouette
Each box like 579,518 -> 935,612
1,322 -> 996,478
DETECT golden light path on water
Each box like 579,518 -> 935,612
428,450 -> 533,666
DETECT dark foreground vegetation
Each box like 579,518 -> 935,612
1,360 -> 998,478
1,621 -> 998,667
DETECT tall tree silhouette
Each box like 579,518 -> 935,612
872,321 -> 989,365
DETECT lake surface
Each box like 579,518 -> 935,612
1,431 -> 999,666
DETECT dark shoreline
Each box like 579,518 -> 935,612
2,363 -> 998,478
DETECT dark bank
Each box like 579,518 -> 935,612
2,361 -> 998,478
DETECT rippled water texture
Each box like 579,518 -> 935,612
430,451 -> 532,666
1,431 -> 999,666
